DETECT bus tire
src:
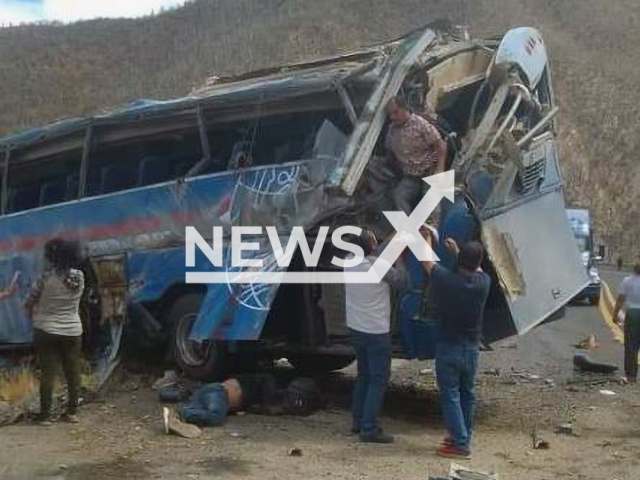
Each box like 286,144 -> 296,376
168,293 -> 227,381
289,354 -> 355,375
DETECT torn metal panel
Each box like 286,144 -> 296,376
228,158 -> 341,231
481,189 -> 589,335
425,48 -> 492,109
482,227 -> 526,300
337,28 -> 438,195
90,254 -> 129,323
456,81 -> 511,173
494,27 -> 547,89
89,321 -> 123,391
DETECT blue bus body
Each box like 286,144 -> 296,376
0,24 -> 588,379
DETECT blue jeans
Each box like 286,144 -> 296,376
435,340 -> 479,451
350,329 -> 392,435
181,383 -> 229,427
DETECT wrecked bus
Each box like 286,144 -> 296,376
0,24 -> 587,380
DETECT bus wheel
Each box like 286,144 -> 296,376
169,293 -> 227,381
289,354 -> 355,375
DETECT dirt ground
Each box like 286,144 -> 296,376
1,305 -> 639,480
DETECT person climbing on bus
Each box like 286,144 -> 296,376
24,238 -> 85,426
385,96 -> 447,215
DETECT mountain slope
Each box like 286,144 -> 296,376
0,0 -> 637,258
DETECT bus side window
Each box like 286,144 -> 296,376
172,161 -> 190,178
100,163 -> 138,194
39,178 -> 67,207
8,184 -> 40,213
138,156 -> 172,186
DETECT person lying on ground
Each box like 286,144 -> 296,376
180,374 -> 324,427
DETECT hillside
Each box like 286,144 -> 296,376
0,0 -> 638,259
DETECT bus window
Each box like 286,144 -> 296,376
39,177 -> 67,206
207,111 -> 348,171
87,128 -> 203,194
6,149 -> 82,212
101,163 -> 138,194
138,155 -> 172,186
8,184 -> 40,213
249,111 -> 347,166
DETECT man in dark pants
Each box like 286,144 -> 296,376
613,261 -> 640,385
345,232 -> 405,443
420,230 -> 491,459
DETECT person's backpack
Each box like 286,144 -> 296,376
283,378 -> 325,416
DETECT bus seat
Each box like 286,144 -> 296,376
39,179 -> 67,206
8,185 -> 40,213
138,156 -> 172,186
100,164 -> 137,194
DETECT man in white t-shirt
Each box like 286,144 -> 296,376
613,261 -> 640,384
345,231 -> 406,443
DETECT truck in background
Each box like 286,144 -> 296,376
566,208 -> 601,305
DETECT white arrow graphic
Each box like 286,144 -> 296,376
368,170 -> 455,282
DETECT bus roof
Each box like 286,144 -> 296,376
0,22 -> 470,156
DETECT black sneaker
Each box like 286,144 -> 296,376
359,430 -> 395,444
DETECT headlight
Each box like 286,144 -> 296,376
589,267 -> 600,283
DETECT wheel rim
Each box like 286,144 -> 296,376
175,313 -> 214,367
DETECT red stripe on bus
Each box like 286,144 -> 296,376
0,210 -> 204,254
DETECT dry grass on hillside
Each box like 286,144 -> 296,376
0,367 -> 36,405
0,0 -> 638,257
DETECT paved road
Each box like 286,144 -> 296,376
482,302 -> 622,381
600,265 -> 632,295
